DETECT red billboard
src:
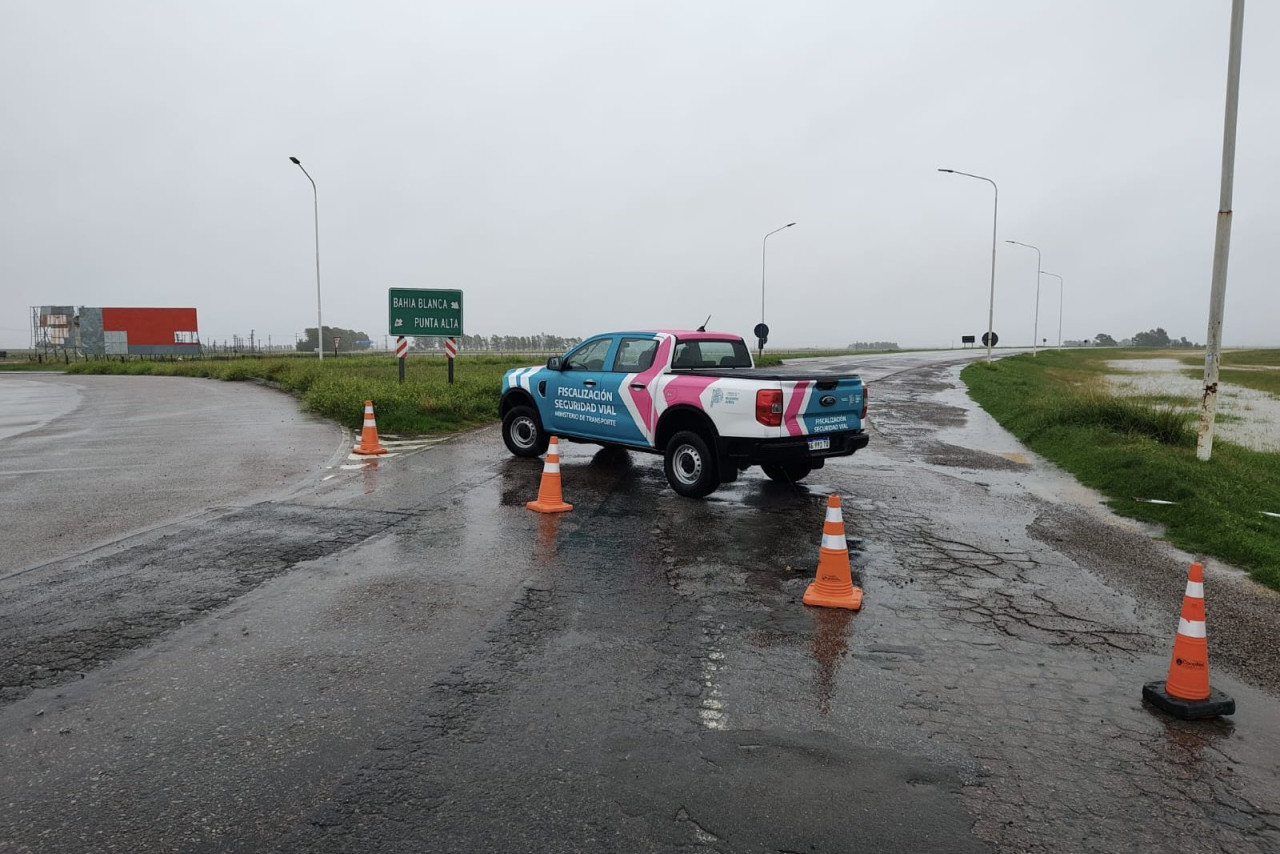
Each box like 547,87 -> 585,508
100,308 -> 200,348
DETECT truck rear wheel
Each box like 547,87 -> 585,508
502,405 -> 550,458
664,431 -> 719,498
761,463 -> 813,483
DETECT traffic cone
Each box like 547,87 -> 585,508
1143,562 -> 1235,719
802,494 -> 863,610
352,400 -> 388,455
527,436 -> 573,513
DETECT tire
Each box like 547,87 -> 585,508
502,405 -> 549,458
761,463 -> 813,483
663,430 -> 719,498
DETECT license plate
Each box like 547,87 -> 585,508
807,436 -> 831,452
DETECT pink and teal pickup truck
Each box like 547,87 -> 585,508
499,329 -> 868,498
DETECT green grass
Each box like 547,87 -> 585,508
55,354 -> 544,433
963,350 -> 1280,590
0,359 -> 79,371
1177,367 -> 1280,397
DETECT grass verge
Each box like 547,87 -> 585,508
56,354 -> 546,433
963,350 -> 1280,591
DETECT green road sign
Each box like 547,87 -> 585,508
388,288 -> 464,336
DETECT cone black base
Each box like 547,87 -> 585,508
1142,681 -> 1236,720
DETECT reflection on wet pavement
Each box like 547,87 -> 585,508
810,608 -> 853,716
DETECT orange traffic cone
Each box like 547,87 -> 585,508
352,400 -> 388,455
1143,562 -> 1235,719
802,494 -> 863,610
527,436 -> 573,513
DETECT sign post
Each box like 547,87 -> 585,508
396,335 -> 408,384
753,322 -> 769,357
388,288 -> 465,384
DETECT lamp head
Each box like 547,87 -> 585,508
938,168 -> 954,173
289,156 -> 301,165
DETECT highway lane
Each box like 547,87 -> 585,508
1,355 -> 1277,853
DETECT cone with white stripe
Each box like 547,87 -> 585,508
527,436 -> 573,513
353,400 -> 388,455
802,494 -> 863,610
1143,562 -> 1235,719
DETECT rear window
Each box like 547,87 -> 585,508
671,339 -> 752,369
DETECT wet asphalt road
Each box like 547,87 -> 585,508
1,356 -> 1278,853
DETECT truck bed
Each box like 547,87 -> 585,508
669,367 -> 862,382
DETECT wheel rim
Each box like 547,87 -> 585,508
672,444 -> 703,486
510,416 -> 538,450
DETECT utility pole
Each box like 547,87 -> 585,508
1197,0 -> 1246,462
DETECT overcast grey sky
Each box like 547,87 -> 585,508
2,1 -> 1276,351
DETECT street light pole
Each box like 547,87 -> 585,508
761,222 -> 796,339
1040,272 -> 1063,346
1197,0 -> 1246,463
1006,240 -> 1042,357
289,156 -> 323,361
939,169 -> 998,362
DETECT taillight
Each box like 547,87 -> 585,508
756,389 -> 783,427
860,386 -> 868,420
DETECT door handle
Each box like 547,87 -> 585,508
630,383 -> 646,390
583,379 -> 597,387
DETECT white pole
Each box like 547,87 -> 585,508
1196,0 -> 1245,462
1041,272 -> 1063,347
1006,241 -> 1042,356
939,169 -> 999,362
1057,276 -> 1063,346
290,157 -> 324,361
760,222 -> 796,353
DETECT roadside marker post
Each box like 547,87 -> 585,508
396,336 -> 408,384
445,336 -> 457,384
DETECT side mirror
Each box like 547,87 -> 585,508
546,356 -> 563,371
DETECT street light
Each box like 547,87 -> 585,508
938,169 -> 998,362
760,222 -> 796,351
289,156 -> 323,361
1005,240 -> 1042,357
1040,272 -> 1063,346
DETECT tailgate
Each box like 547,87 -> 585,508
782,377 -> 865,438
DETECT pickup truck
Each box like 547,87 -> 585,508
499,329 -> 868,498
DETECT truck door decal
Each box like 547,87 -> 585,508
662,375 -> 719,411
619,336 -> 673,444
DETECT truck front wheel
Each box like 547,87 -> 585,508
664,431 -> 719,498
502,405 -> 550,458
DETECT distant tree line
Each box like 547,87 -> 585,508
414,333 -> 583,353
297,326 -> 372,352
847,341 -> 899,351
1092,328 -> 1200,348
